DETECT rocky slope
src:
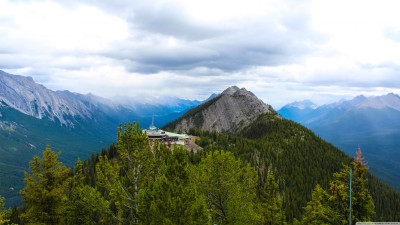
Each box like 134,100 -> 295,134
0,70 -> 132,127
163,86 -> 279,133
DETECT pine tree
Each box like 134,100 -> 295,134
195,150 -> 261,224
0,195 -> 10,225
96,122 -> 155,223
260,170 -> 286,225
20,145 -> 71,225
66,158 -> 101,225
8,205 -> 21,225
301,184 -> 336,225
350,147 -> 375,223
137,145 -> 210,224
326,147 -> 375,224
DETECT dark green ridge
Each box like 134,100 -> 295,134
188,114 -> 400,222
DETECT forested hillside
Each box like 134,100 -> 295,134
1,120 -> 399,224
188,113 -> 400,221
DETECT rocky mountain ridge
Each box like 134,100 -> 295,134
164,86 -> 278,133
0,70 -> 203,128
0,70 -> 129,127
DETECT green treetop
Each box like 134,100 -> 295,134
20,145 -> 71,225
195,150 -> 261,224
301,147 -> 375,225
0,195 -> 10,225
260,170 -> 286,225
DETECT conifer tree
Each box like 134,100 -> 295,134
96,122 -> 155,223
349,147 -> 375,223
8,205 -> 20,225
137,145 -> 210,224
301,184 -> 335,225
0,195 -> 10,225
328,148 -> 375,224
20,145 -> 71,225
260,170 -> 286,225
66,158 -> 101,225
195,150 -> 260,224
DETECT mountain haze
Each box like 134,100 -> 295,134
0,70 -> 203,207
278,93 -> 400,191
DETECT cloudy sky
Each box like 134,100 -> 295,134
1,0 -> 400,108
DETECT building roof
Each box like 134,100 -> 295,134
164,131 -> 190,140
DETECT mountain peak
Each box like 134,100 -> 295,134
164,86 -> 277,133
0,71 -> 123,127
222,86 -> 240,95
356,92 -> 400,111
282,100 -> 317,110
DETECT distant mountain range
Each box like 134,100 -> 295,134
0,70 -> 204,206
278,93 -> 400,191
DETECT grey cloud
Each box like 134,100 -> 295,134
48,0 -> 322,73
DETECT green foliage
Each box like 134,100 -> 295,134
0,104 -> 117,207
137,145 -> 210,224
195,150 -> 260,224
259,170 -> 286,225
301,148 -> 376,225
188,114 -> 400,222
0,195 -> 10,225
95,122 -> 155,223
8,205 -> 21,225
20,145 -> 71,225
11,120 -> 400,224
65,158 -> 104,225
301,184 -> 335,225
326,148 -> 375,224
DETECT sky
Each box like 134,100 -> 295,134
1,0 -> 400,109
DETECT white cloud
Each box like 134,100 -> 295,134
1,0 -> 400,109
0,1 -> 129,52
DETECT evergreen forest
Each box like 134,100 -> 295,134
1,117 -> 400,224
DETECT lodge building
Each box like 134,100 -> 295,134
143,123 -> 190,146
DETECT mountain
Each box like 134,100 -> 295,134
278,93 -> 400,191
0,70 -> 134,128
111,95 -> 201,120
163,86 -> 277,133
164,86 -> 400,221
278,100 -> 317,123
0,70 -> 203,207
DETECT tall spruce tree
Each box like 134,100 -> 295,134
95,122 -> 156,223
301,184 -> 336,225
137,145 -> 210,224
301,147 -> 375,225
349,147 -> 375,223
66,158 -> 102,225
195,150 -> 260,224
20,146 -> 71,225
260,170 -> 286,225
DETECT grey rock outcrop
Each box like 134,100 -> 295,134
0,70 -> 128,127
169,86 -> 278,133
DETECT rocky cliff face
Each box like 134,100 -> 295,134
0,70 -> 133,127
165,86 -> 279,133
